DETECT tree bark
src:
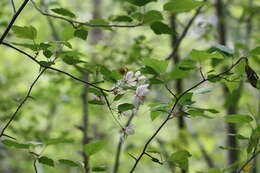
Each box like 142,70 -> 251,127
170,14 -> 185,173
215,0 -> 239,171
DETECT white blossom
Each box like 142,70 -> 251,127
123,71 -> 137,86
134,84 -> 149,107
123,124 -> 135,135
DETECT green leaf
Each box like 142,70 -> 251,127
61,25 -> 75,41
59,159 -> 79,167
84,140 -> 107,156
12,25 -> 37,40
169,150 -> 192,171
249,46 -> 260,56
114,94 -> 124,101
189,49 -> 224,61
100,66 -> 120,82
12,42 -> 39,51
247,129 -> 259,154
225,114 -> 253,124
178,93 -> 193,105
112,15 -> 133,22
118,103 -> 134,112
62,56 -> 85,65
51,8 -> 76,18
126,0 -> 157,6
163,0 -> 205,13
167,66 -> 190,79
150,22 -> 175,35
92,166 -> 107,172
88,99 -> 104,105
143,57 -> 169,74
45,138 -> 73,145
39,61 -> 55,67
74,29 -> 88,40
2,139 -> 30,149
43,49 -> 53,58
88,88 -> 104,96
38,156 -> 55,167
209,45 -> 234,58
143,10 -> 163,24
150,111 -> 160,121
209,168 -> 222,173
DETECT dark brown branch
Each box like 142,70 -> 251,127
0,0 -> 29,44
30,0 -> 143,28
0,69 -> 46,137
129,56 -> 247,172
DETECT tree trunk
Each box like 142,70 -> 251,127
215,0 -> 239,171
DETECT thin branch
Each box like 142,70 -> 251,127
166,1 -> 206,60
128,153 -> 137,161
165,84 -> 178,100
0,0 -> 29,43
129,56 -> 247,172
0,69 -> 46,137
100,89 -> 123,129
199,67 -> 205,80
2,134 -> 17,140
10,0 -> 17,13
1,41 -> 113,92
236,150 -> 260,173
30,0 -> 143,28
113,111 -> 135,173
33,160 -> 38,173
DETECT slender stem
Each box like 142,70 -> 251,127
1,42 -> 113,92
0,69 -> 46,137
113,112 -> 135,173
10,0 -> 17,13
166,0 -> 206,60
236,150 -> 260,173
33,160 -> 38,173
129,57 -> 247,172
30,0 -> 143,28
0,0 -> 29,43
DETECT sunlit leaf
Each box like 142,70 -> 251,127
51,8 -> 76,18
84,140 -> 107,156
164,0 -> 205,13
12,25 -> 37,40
225,114 -> 253,124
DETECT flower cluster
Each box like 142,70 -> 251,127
114,70 -> 150,137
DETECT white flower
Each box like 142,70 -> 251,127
135,84 -> 149,97
123,71 -> 137,86
134,84 -> 149,107
124,124 -> 135,135
135,71 -> 141,77
138,75 -> 146,83
135,71 -> 146,83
